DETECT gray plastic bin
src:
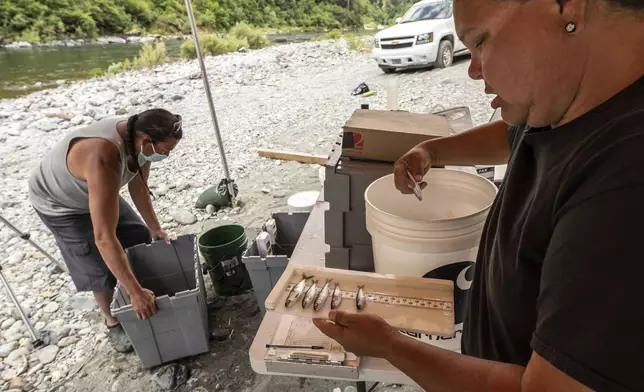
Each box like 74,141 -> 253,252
111,234 -> 210,368
242,212 -> 308,314
323,143 -> 392,272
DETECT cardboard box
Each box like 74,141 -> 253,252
342,109 -> 451,162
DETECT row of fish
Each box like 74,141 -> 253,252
285,275 -> 367,311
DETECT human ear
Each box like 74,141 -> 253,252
557,0 -> 588,34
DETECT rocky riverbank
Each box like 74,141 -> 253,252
0,28 -> 324,50
0,35 -> 189,50
0,39 -> 491,391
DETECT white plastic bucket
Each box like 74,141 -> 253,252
287,191 -> 320,213
365,168 -> 498,352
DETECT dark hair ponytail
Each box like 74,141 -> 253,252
126,108 -> 182,198
135,108 -> 183,143
127,114 -> 141,176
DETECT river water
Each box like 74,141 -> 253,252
0,31 -> 332,100
0,40 -> 184,100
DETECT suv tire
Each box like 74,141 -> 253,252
436,40 -> 454,68
379,66 -> 396,74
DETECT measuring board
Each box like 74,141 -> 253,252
284,284 -> 453,311
265,264 -> 455,337
264,315 -> 360,379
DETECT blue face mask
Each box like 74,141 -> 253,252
137,143 -> 167,166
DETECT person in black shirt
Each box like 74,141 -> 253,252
314,0 -> 644,391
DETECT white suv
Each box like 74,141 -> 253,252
372,0 -> 468,73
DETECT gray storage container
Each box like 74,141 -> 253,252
242,212 -> 308,314
111,234 -> 210,368
323,143 -> 392,272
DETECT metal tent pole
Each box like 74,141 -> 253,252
0,265 -> 43,347
183,0 -> 237,202
0,214 -> 66,274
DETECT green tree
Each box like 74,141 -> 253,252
0,0 -> 420,42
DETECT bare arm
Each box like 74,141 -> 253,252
85,145 -> 143,295
423,119 -> 510,166
394,120 -> 510,192
84,142 -> 156,319
386,333 -> 591,392
386,332 -> 523,391
315,312 -> 592,392
128,162 -> 161,232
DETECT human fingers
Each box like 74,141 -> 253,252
393,161 -> 414,194
329,310 -> 363,328
405,149 -> 431,183
157,231 -> 170,244
313,318 -> 345,340
145,290 -> 158,315
138,303 -> 154,320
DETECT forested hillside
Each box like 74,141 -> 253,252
0,0 -> 417,42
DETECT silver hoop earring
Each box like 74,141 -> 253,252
565,22 -> 577,33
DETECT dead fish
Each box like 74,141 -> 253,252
302,280 -> 319,309
313,279 -> 332,311
285,274 -> 312,308
331,283 -> 343,310
356,285 -> 366,310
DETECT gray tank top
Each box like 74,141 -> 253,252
29,117 -> 138,216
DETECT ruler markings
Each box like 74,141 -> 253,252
285,284 -> 452,311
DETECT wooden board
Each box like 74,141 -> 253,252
257,149 -> 329,165
265,263 -> 455,337
264,315 -> 360,379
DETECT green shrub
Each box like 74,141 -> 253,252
122,58 -> 133,70
323,29 -> 343,40
202,34 -> 248,55
180,33 -> 250,60
59,9 -> 98,39
101,41 -> 166,76
120,0 -> 154,25
180,39 -> 197,59
90,68 -> 105,78
132,41 -> 166,68
16,29 -> 40,43
221,35 -> 249,53
105,62 -> 125,76
346,34 -> 372,52
2,0 -> 408,42
230,22 -> 270,49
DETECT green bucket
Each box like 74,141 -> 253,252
198,225 -> 253,296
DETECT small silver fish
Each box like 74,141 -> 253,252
302,280 -> 319,309
406,168 -> 423,201
285,274 -> 312,308
313,279 -> 332,311
331,283 -> 342,310
356,285 -> 366,310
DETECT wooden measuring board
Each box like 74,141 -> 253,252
264,315 -> 360,379
265,264 -> 455,337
